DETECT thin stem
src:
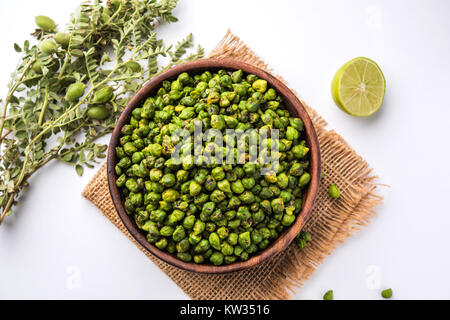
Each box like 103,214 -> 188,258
0,195 -> 14,224
107,3 -> 123,24
14,146 -> 31,192
0,129 -> 12,143
53,118 -> 83,129
58,52 -> 71,80
38,86 -> 49,126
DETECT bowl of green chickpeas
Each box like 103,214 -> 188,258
107,59 -> 321,274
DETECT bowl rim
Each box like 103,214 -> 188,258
107,58 -> 321,274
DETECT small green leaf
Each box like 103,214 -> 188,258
7,180 -> 15,193
9,95 -> 19,104
62,153 -> 74,162
100,53 -> 111,65
167,16 -> 178,23
75,165 -> 84,177
35,150 -> 44,160
15,130 -> 28,139
71,49 -> 84,57
14,43 -> 22,52
79,150 -> 85,162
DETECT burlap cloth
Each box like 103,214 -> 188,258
82,31 -> 383,300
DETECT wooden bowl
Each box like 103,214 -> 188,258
107,59 -> 321,274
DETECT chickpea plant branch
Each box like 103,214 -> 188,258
0,0 -> 204,224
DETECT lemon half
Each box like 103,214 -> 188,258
331,57 -> 386,117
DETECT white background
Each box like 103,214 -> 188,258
1,0 -> 450,300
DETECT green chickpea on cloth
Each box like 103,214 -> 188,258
115,69 -> 312,265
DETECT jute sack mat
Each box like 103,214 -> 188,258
82,30 -> 383,300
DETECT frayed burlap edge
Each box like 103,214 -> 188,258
82,30 -> 383,300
